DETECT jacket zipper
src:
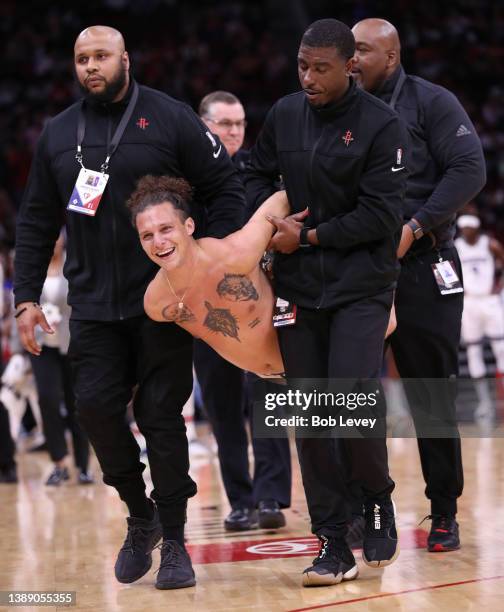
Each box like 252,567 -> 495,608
308,125 -> 326,309
107,114 -> 124,320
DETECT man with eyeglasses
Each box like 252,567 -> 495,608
193,91 -> 292,533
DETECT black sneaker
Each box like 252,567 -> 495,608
114,504 -> 162,584
78,470 -> 94,485
45,466 -> 70,486
0,465 -> 18,483
258,500 -> 286,529
155,540 -> 196,590
302,535 -> 358,587
363,498 -> 399,568
224,508 -> 259,531
346,514 -> 365,549
426,515 -> 460,552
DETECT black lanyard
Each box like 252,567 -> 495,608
388,69 -> 406,110
75,81 -> 139,173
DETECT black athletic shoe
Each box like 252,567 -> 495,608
426,515 -> 460,552
346,514 -> 365,549
224,508 -> 259,531
302,535 -> 358,587
0,465 -> 18,483
155,540 -> 196,590
114,504 -> 162,584
45,466 -> 70,486
258,500 -> 286,529
363,498 -> 399,568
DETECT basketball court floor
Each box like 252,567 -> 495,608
2,430 -> 504,611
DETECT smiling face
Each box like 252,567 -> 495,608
297,45 -> 353,107
136,202 -> 195,270
74,26 -> 130,102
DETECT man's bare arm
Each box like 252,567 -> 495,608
144,278 -> 165,322
223,190 -> 289,271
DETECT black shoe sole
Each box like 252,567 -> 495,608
258,513 -> 286,530
155,577 -> 196,590
302,564 -> 358,587
115,557 -> 153,584
224,521 -> 259,532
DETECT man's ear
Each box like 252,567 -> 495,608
386,49 -> 398,69
185,217 -> 195,236
345,57 -> 355,77
122,51 -> 130,71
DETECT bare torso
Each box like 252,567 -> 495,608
147,239 -> 284,377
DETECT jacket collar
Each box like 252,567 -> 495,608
373,65 -> 404,103
309,77 -> 359,120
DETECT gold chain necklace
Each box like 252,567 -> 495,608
162,253 -> 196,310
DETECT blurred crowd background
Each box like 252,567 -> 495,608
0,0 -> 502,258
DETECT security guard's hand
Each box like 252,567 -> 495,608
397,223 -> 415,259
266,208 -> 309,253
15,302 -> 54,356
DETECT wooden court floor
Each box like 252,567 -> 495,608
1,434 -> 504,611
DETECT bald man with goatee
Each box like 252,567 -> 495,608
14,25 -> 245,590
352,18 -> 486,553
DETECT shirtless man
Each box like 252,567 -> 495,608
128,175 -> 291,377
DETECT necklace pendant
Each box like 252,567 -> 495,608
178,302 -> 184,310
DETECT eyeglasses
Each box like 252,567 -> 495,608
205,117 -> 247,130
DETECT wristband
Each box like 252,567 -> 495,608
299,227 -> 312,247
407,219 -> 424,240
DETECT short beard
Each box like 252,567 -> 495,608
77,64 -> 129,103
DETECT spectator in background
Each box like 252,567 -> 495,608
28,232 -> 93,486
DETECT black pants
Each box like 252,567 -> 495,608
278,293 -> 395,538
30,346 -> 89,470
69,317 -> 196,527
194,341 -> 291,510
390,246 -> 464,516
0,401 -> 16,470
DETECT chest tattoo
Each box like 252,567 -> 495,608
162,303 -> 196,324
216,273 -> 259,302
204,301 -> 240,341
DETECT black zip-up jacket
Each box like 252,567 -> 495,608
14,80 -> 245,320
375,66 -> 486,247
245,78 -> 408,309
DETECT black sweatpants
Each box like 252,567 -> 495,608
194,341 -> 291,510
69,316 -> 196,528
278,292 -> 395,538
30,346 -> 89,470
391,246 -> 464,516
0,401 -> 16,470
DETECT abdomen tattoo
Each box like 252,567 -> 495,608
204,301 -> 240,341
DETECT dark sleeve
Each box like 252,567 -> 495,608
177,105 -> 244,238
244,104 -> 280,215
14,124 -> 63,306
414,87 -> 486,232
316,116 -> 407,249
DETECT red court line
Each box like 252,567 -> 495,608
287,574 -> 504,611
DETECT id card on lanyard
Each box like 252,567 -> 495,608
67,82 -> 139,217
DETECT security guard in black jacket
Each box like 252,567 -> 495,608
352,18 -> 486,552
14,26 -> 244,590
246,19 -> 408,587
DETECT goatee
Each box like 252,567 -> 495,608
78,67 -> 129,103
